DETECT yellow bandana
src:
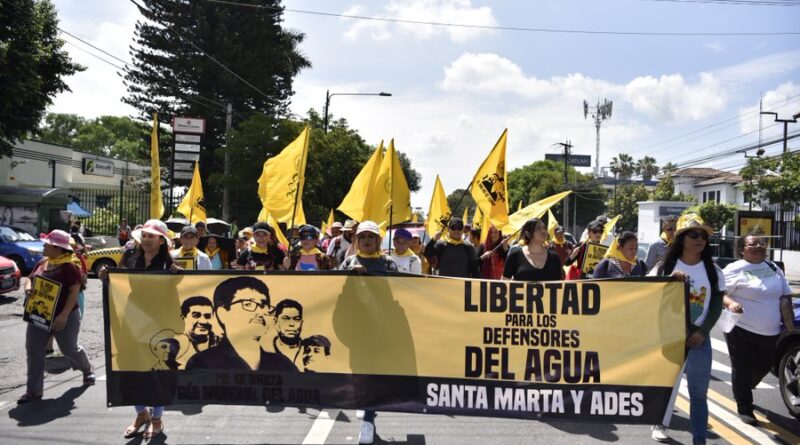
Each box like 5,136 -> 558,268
250,244 -> 269,254
660,232 -> 671,245
444,235 -> 463,246
604,238 -> 637,265
178,247 -> 199,258
393,249 -> 415,257
300,247 -> 324,256
205,247 -> 220,258
551,238 -> 566,247
48,253 -> 75,266
357,250 -> 383,259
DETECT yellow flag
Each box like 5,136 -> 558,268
256,208 -> 291,249
547,209 -> 558,241
258,126 -> 309,225
425,175 -> 451,239
321,209 -> 334,235
338,142 -> 384,221
602,214 -> 622,246
470,129 -> 509,231
472,207 -> 482,228
505,191 -> 571,234
517,200 -> 523,212
365,139 -> 412,226
412,213 -> 418,223
149,113 -> 164,219
462,206 -> 469,225
479,212 -> 492,244
176,162 -> 206,224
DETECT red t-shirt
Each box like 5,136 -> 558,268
30,261 -> 82,315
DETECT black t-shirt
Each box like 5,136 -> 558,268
236,246 -> 285,270
503,248 -> 563,281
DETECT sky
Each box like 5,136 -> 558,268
48,0 -> 800,211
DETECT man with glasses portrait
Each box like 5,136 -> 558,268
185,277 -> 298,372
646,215 -> 678,270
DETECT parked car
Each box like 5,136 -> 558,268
776,297 -> 800,419
84,246 -> 125,276
0,255 -> 21,295
0,225 -> 44,273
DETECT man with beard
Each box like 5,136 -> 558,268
185,277 -> 297,371
177,296 -> 219,363
273,299 -> 304,365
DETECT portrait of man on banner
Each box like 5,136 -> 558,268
23,275 -> 62,331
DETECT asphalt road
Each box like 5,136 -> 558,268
0,278 -> 798,444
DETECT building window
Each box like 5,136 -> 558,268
702,190 -> 720,204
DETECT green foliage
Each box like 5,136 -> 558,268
684,201 -> 738,232
607,184 -> 650,232
742,154 -> 800,209
0,0 -> 83,156
36,112 -> 171,161
610,153 -> 636,180
636,156 -> 660,181
507,160 -> 606,228
446,189 -> 476,222
650,175 -> 696,203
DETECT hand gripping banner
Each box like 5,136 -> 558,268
104,271 -> 688,423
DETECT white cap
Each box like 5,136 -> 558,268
356,220 -> 380,236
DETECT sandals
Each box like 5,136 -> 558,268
123,410 -> 151,438
143,417 -> 164,439
16,392 -> 43,404
83,369 -> 96,386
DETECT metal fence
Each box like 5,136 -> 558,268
763,203 -> 800,250
69,187 -> 153,236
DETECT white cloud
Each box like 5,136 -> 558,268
704,41 -> 725,53
716,50 -> 800,86
442,53 -> 727,123
343,0 -> 497,42
738,82 -> 800,135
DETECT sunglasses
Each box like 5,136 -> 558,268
590,229 -> 603,234
684,230 -> 709,241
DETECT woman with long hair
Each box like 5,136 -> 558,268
503,218 -> 563,282
649,214 -> 724,445
479,224 -> 508,279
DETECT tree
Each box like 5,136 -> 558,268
607,184 -> 650,232
685,201 -> 738,233
610,153 -> 635,180
662,162 -> 678,175
507,160 -> 605,228
650,174 -> 696,203
124,0 -> 311,214
35,113 -> 86,146
0,0 -> 83,156
743,154 -> 800,210
636,156 -> 660,181
446,189 -> 476,223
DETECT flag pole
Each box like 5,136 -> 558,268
387,141 -> 394,253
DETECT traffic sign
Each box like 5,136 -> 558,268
545,154 -> 592,167
174,152 -> 200,162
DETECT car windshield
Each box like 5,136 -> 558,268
0,226 -> 28,243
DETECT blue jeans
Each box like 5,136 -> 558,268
135,406 -> 164,418
685,336 -> 712,444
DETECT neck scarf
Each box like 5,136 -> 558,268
393,248 -> 415,257
179,247 -> 199,257
250,244 -> 269,254
551,237 -> 566,246
660,231 -> 671,245
206,247 -> 220,258
48,253 -> 75,266
444,235 -> 463,245
357,250 -> 383,259
300,247 -> 323,256
604,238 -> 637,265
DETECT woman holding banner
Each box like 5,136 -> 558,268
593,231 -> 648,278
101,219 -> 181,439
503,218 -> 562,282
649,214 -> 724,445
19,230 -> 95,404
565,219 -> 604,279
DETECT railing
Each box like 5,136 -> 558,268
69,187 -> 154,236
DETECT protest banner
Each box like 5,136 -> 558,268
581,243 -> 609,275
104,271 -> 687,423
173,257 -> 196,271
23,275 -> 62,331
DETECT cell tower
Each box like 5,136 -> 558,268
584,99 -> 613,176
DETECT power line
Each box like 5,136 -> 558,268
675,130 -> 800,168
200,0 -> 800,36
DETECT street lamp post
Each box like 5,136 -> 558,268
324,90 -> 392,132
743,148 -> 765,211
760,111 -> 799,154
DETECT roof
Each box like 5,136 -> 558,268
670,167 -> 729,178
695,173 -> 744,186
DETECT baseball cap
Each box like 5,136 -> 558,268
356,220 -> 380,236
253,221 -> 271,233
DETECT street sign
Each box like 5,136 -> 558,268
172,117 -> 206,134
174,162 -> 195,171
175,134 -> 202,143
175,143 -> 201,153
172,171 -> 193,180
174,152 -> 200,162
545,154 -> 592,167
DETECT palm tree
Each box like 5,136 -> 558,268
662,162 -> 678,175
610,153 -> 635,180
636,156 -> 660,181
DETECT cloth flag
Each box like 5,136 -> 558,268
365,139 -> 412,226
462,206 -> 469,225
548,209 -> 558,241
258,126 -> 310,226
602,214 -> 622,246
337,142 -> 384,221
425,175 -> 451,239
470,129 -> 509,231
256,208 -> 291,249
505,191 -> 571,234
176,162 -> 206,224
149,113 -> 164,219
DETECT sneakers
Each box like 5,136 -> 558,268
356,409 -> 365,419
650,424 -> 670,442
358,419 -> 375,444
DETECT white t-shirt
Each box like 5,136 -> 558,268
390,252 -> 422,274
171,249 -> 213,270
723,259 -> 791,336
649,259 -> 725,328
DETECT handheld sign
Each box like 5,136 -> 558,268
174,257 -> 196,271
23,275 -> 62,332
581,242 -> 609,275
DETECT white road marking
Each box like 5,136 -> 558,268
96,374 -> 106,381
679,380 -> 778,444
712,360 -> 773,389
302,409 -> 337,444
0,400 -> 10,411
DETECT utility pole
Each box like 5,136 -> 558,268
584,99 -> 613,177
555,140 -> 573,232
222,103 -> 233,221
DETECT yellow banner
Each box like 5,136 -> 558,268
582,243 -> 609,274
24,275 -> 62,331
105,272 -> 686,422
